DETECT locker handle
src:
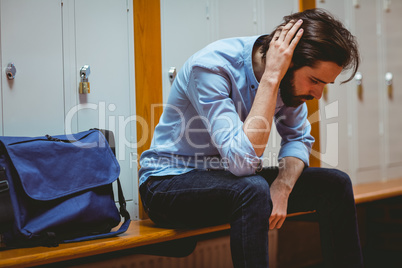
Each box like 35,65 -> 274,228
355,72 -> 363,100
383,0 -> 391,12
169,67 -> 177,85
79,65 -> 91,94
6,63 -> 16,80
385,72 -> 393,99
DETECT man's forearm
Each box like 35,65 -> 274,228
243,78 -> 280,156
275,156 -> 305,194
268,156 -> 305,229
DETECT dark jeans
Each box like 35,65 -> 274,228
139,167 -> 364,268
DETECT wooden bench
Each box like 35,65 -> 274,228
1,177 -> 402,268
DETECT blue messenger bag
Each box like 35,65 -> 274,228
0,129 -> 130,248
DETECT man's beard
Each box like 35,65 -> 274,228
280,68 -> 314,108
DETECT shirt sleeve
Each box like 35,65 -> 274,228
186,65 -> 262,176
275,103 -> 315,166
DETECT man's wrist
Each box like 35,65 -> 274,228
260,73 -> 281,89
272,177 -> 293,196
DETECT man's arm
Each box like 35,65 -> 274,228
269,156 -> 304,229
243,19 -> 303,156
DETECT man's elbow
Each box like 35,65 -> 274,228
254,147 -> 265,157
224,154 -> 260,177
228,165 -> 256,177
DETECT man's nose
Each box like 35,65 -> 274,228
310,86 -> 324,100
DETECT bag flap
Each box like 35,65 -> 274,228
0,130 -> 120,201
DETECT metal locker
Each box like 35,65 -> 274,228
161,0 -> 213,102
0,0 -> 65,136
215,0 -> 258,39
69,0 -> 137,218
349,0 -> 383,184
382,0 -> 402,179
316,0 -> 352,176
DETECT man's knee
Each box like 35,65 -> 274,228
325,169 -> 354,198
236,175 -> 272,213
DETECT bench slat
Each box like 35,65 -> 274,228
354,177 -> 402,204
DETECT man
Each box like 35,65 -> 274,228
139,8 -> 363,268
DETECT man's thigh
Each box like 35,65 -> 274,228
286,167 -> 353,214
140,169 -> 270,228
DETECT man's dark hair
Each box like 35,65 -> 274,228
259,8 -> 359,83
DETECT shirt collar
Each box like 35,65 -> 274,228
242,35 -> 263,91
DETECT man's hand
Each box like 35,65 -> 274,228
269,179 -> 291,229
268,157 -> 305,229
263,19 -> 304,84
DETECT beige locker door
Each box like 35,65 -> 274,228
160,0 -> 212,102
383,0 -> 402,179
71,0 -> 137,219
0,0 -> 65,136
352,0 -> 382,184
216,0 -> 257,39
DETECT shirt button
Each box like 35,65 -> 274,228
251,85 -> 255,89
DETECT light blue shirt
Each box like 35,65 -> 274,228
139,35 -> 314,185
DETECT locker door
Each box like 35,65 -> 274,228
263,0 -> 299,32
351,0 -> 382,183
215,0 -> 257,39
72,0 -> 137,219
316,1 -> 351,174
382,0 -> 402,179
0,0 -> 65,136
161,0 -> 212,102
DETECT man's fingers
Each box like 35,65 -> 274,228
279,20 -> 296,41
269,214 -> 287,229
269,215 -> 278,229
272,19 -> 303,49
276,217 -> 286,229
273,27 -> 282,39
285,19 -> 303,44
289,28 -> 304,50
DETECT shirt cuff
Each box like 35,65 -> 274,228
278,141 -> 311,167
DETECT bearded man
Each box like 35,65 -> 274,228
139,8 -> 363,268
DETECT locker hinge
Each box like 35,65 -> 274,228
126,0 -> 129,12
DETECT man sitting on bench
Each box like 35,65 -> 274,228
139,8 -> 363,268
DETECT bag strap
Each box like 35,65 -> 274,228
0,167 -> 14,233
62,129 -> 131,243
97,129 -> 131,221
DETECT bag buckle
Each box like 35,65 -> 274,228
0,180 -> 9,193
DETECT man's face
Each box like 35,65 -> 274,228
280,61 -> 343,107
